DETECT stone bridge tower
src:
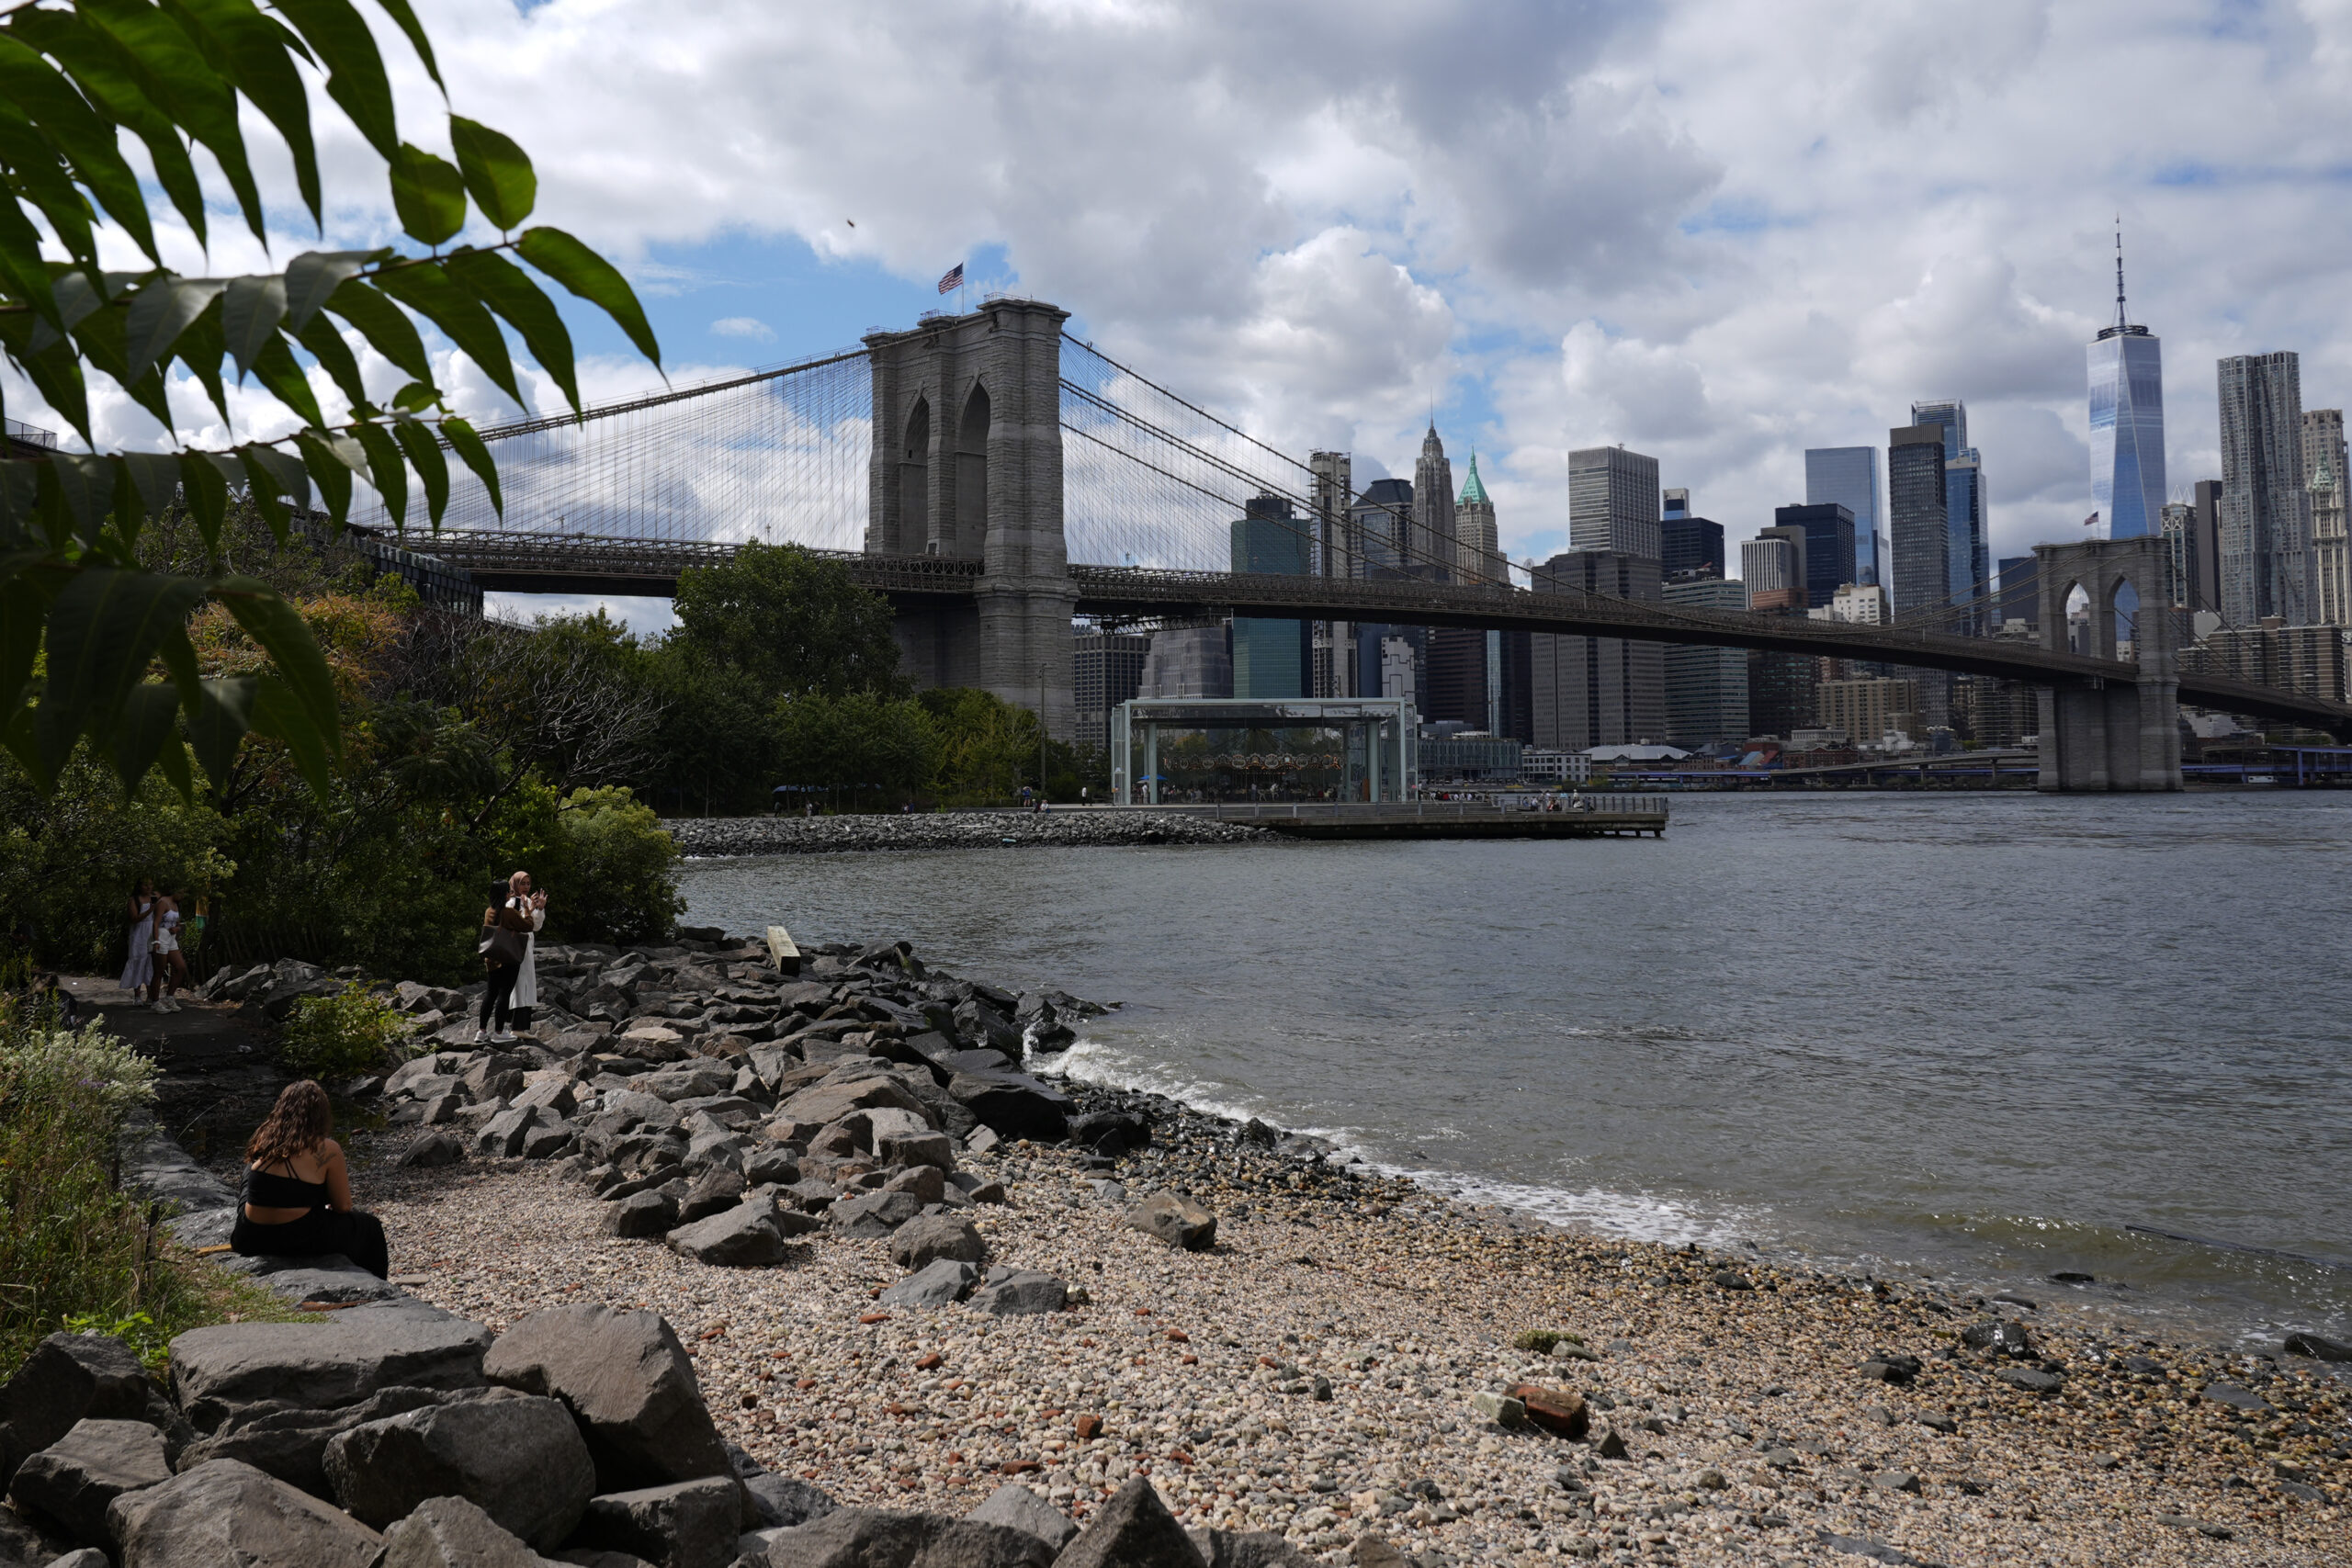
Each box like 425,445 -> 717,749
2033,535 -> 2182,791
865,299 -> 1079,739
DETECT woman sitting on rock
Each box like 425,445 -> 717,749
231,1079 -> 390,1279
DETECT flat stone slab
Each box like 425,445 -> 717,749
169,1317 -> 492,1432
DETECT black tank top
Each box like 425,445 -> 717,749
243,1163 -> 329,1210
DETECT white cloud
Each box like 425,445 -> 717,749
710,317 -> 775,343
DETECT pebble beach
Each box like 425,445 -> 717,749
356,1105 -> 2351,1567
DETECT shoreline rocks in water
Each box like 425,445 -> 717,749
106,931 -> 2352,1566
665,811 -> 1274,857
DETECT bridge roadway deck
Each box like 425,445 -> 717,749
413,532 -> 2352,737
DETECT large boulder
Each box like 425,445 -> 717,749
908,1520 -> 1056,1567
605,1191 -> 681,1238
776,1076 -> 936,1133
323,1390 -> 594,1548
888,1214 -> 983,1271
107,1458 -> 383,1568
966,1271 -> 1067,1317
752,1507 -> 941,1567
1125,1193 -> 1217,1252
378,1494 -> 543,1568
1052,1478 -> 1204,1568
945,1073 -> 1071,1143
965,1483 -> 1077,1552
876,1259 -> 978,1310
676,1171 -> 747,1225
175,1385 -> 446,1499
665,1203 -> 788,1268
481,1306 -> 731,1496
567,1477 -> 739,1568
827,1190 -> 926,1238
6,1417 -> 171,1547
0,1333 -> 152,1486
167,1316 -> 492,1433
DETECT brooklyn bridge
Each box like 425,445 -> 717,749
356,297 -> 2352,792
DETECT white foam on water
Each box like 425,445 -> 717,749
1036,1033 -> 1772,1254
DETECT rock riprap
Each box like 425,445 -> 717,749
665,811 -> 1272,857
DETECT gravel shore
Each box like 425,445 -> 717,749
354,1108 -> 2351,1567
667,810 -> 1273,856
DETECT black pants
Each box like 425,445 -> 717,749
480,964 -> 517,1031
231,1206 -> 390,1280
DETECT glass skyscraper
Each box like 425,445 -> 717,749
1230,493 -> 1310,697
1911,400 -> 1989,631
1804,446 -> 1883,587
2087,238 -> 2165,540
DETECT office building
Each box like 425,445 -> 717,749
1073,628 -> 1150,750
2087,234 -> 2166,539
1806,446 -> 1885,588
1568,446 -> 1662,562
1913,400 -> 1989,630
2182,621 -> 2351,705
1996,555 -> 2039,630
1357,625 -> 1425,708
1418,732 -> 1524,783
1742,533 -> 1804,610
1455,453 -> 1503,585
2158,503 -> 2196,610
1138,625 -> 1231,699
2305,409 -> 2348,625
1229,493 -> 1310,697
1816,676 -> 1923,748
1773,502 -> 1856,608
1413,423 -> 1457,579
1888,423 -> 1951,621
2218,352 -> 2317,626
1663,575 -> 1750,747
1951,675 -> 2037,748
1309,449 -> 1354,694
1747,636 -> 1818,739
2189,479 -> 2223,615
1661,489 -> 1726,581
1426,626 -> 1490,730
1529,550 -> 1666,748
1496,629 -> 1534,744
1351,478 -> 1412,578
1814,582 -> 1889,625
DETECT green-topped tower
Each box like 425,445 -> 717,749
1457,450 -> 1501,586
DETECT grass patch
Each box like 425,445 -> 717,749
1511,1328 -> 1587,1354
0,1008 -> 302,1375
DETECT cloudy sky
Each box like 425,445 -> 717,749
13,0 -> 2352,628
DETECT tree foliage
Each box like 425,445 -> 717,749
671,542 -> 905,701
0,0 -> 658,807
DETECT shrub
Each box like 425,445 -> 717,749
556,786 -> 684,946
1510,1328 -> 1585,1354
278,984 -> 408,1081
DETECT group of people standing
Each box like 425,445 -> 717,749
119,878 -> 191,1011
477,869 -> 547,1044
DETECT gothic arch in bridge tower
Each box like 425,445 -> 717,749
2033,536 -> 2180,791
898,397 -> 930,555
863,299 -> 1078,738
955,381 -> 990,554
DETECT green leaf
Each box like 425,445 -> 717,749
153,723 -> 193,798
391,417 -> 449,529
33,565 -> 207,779
0,575 -> 42,721
270,0 -> 398,160
248,333 -> 327,427
0,188 -> 65,333
390,380 -> 439,412
5,12 -> 181,256
446,247 -> 576,412
285,250 -> 378,333
390,142 -> 467,246
212,574 -> 341,759
121,453 -> 179,523
439,415 -> 502,516
364,0 -> 444,91
373,262 -> 522,407
0,96 -> 103,268
350,421 -> 408,528
170,293 -> 232,425
107,680 -> 183,794
46,453 -> 116,544
237,444 -> 310,538
517,226 -> 662,367
0,35 -> 159,264
78,0 -> 269,245
293,308 -> 370,412
250,672 -> 334,795
186,674 -> 254,786
124,275 -> 227,384
166,0 -> 324,224
291,430 -> 367,525
221,274 -> 288,379
323,276 -> 433,384
178,451 -> 230,555
448,117 -> 534,231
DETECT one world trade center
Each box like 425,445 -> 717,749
2087,228 -> 2165,538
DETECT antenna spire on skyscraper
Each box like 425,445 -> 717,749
2114,215 -> 2128,332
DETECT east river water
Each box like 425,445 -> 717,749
678,792 -> 2352,1350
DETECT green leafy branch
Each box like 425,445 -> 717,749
0,0 -> 663,804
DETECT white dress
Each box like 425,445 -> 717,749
507,897 -> 546,1010
119,901 -> 154,993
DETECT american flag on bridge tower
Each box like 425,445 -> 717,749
936,263 -> 964,295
